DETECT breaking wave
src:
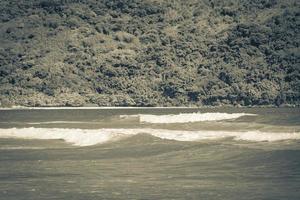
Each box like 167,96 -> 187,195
0,128 -> 299,146
120,112 -> 256,123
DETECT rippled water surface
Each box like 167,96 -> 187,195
0,107 -> 299,199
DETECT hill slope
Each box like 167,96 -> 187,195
0,0 -> 299,107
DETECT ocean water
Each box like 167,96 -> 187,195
0,107 -> 299,200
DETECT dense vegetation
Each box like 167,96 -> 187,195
0,0 -> 299,107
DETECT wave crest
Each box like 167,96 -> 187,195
0,128 -> 299,146
121,112 -> 256,123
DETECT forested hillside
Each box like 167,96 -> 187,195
0,0 -> 299,107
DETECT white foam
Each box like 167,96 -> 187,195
0,128 -> 129,146
121,112 -> 256,123
0,128 -> 299,146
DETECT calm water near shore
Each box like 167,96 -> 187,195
0,107 -> 300,199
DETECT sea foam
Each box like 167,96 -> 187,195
121,112 -> 256,123
0,128 -> 299,146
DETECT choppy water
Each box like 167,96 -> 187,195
0,107 -> 299,199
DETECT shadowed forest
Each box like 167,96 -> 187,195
0,0 -> 299,107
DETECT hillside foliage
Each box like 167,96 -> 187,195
0,0 -> 299,107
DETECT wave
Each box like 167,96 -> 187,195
120,112 -> 256,123
0,128 -> 299,146
0,128 -> 125,146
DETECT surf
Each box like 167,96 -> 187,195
120,112 -> 256,123
0,128 -> 299,146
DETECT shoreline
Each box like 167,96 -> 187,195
0,106 -> 197,110
0,104 -> 298,110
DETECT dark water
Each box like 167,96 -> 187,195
0,107 -> 300,200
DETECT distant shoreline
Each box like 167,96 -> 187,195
0,104 -> 298,110
0,106 -> 196,110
